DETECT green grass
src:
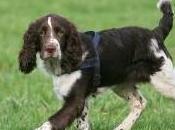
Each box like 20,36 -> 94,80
0,0 -> 175,129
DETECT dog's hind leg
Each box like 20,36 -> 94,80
75,101 -> 91,130
113,85 -> 147,130
150,60 -> 175,99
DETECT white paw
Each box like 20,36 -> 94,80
35,121 -> 52,130
114,125 -> 129,130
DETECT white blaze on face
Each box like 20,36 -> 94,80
47,17 -> 62,59
48,17 -> 53,37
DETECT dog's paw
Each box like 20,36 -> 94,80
35,121 -> 52,130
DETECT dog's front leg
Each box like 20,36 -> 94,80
49,95 -> 85,130
35,95 -> 85,130
35,71 -> 91,130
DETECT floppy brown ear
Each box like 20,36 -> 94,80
18,21 -> 39,74
62,23 -> 82,72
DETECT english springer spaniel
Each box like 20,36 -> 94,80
18,0 -> 174,130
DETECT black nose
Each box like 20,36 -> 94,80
45,45 -> 56,53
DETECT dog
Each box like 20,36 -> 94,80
18,0 -> 174,130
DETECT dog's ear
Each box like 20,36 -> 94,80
18,21 -> 40,74
62,22 -> 82,72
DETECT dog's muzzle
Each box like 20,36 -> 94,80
42,44 -> 60,59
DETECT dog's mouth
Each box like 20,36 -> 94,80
40,54 -> 60,61
39,43 -> 62,60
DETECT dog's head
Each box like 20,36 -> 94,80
18,14 -> 82,74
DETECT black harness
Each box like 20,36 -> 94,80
80,31 -> 101,87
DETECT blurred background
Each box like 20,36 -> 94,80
0,0 -> 175,129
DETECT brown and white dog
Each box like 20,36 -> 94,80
18,0 -> 174,130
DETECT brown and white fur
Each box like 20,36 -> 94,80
18,0 -> 174,130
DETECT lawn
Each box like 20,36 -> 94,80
0,0 -> 175,130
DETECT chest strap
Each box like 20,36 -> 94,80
80,31 -> 101,87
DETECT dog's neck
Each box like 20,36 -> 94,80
79,32 -> 99,63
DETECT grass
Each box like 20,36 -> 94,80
0,0 -> 175,129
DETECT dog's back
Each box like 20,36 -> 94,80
98,0 -> 174,87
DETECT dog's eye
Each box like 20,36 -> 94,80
40,26 -> 48,36
57,31 -> 64,37
54,27 -> 64,37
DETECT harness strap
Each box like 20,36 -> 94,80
80,31 -> 101,87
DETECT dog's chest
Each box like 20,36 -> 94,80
52,71 -> 82,100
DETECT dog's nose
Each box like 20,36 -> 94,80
45,45 -> 56,54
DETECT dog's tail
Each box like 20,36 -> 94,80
153,0 -> 174,41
